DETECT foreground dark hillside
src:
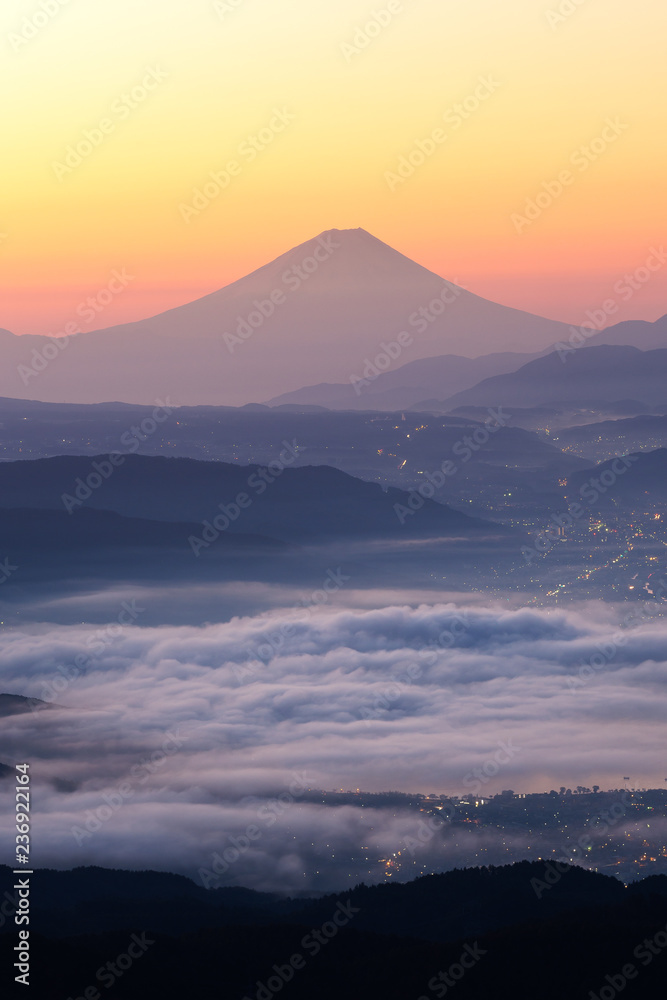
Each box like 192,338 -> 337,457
2,862 -> 666,998
0,453 -> 488,541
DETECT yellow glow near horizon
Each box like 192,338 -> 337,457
2,0 -> 666,334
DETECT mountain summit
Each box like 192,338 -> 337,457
1,229 -> 574,406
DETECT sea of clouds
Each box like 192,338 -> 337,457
1,595 -> 665,892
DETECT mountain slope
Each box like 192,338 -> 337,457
0,229 -> 575,406
568,447 -> 667,507
0,454 -> 494,542
590,313 -> 667,350
555,414 -> 667,460
439,346 -> 667,410
0,860 -> 629,941
266,350 -> 543,410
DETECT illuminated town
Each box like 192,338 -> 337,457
302,786 -> 667,886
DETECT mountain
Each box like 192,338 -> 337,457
0,395 -> 583,485
0,860 -> 629,941
590,313 -> 667,350
0,486 -> 523,604
266,351 -> 542,410
438,346 -> 667,410
0,229 -> 576,407
0,506 -> 288,554
0,693 -> 52,716
0,507 -> 299,593
555,413 -> 667,460
568,448 -> 667,508
0,454 -> 490,542
420,400 -> 660,429
2,862 -> 667,999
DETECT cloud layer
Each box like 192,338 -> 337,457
1,598 -> 665,891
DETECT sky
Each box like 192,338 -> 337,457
2,0 -> 666,336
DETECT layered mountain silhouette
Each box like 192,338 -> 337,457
2,862 -> 666,999
0,506 -> 289,554
0,860 -> 637,940
0,454 -> 492,543
266,350 -> 543,410
590,313 -> 667,350
0,693 -> 52,717
0,396 -> 584,488
268,315 -> 667,412
437,346 -> 667,410
0,229 -> 579,407
555,413 -> 667,458
568,447 -> 667,507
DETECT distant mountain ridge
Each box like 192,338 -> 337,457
1,860 -> 667,1000
555,414 -> 667,459
264,316 -> 667,412
568,447 -> 667,507
2,231 -> 664,409
0,405 -> 585,524
0,860 -> 657,940
0,229 -> 579,407
0,454 -> 493,542
265,350 -> 545,411
590,313 -> 667,350
436,345 -> 667,410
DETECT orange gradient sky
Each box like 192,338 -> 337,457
2,0 -> 666,336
